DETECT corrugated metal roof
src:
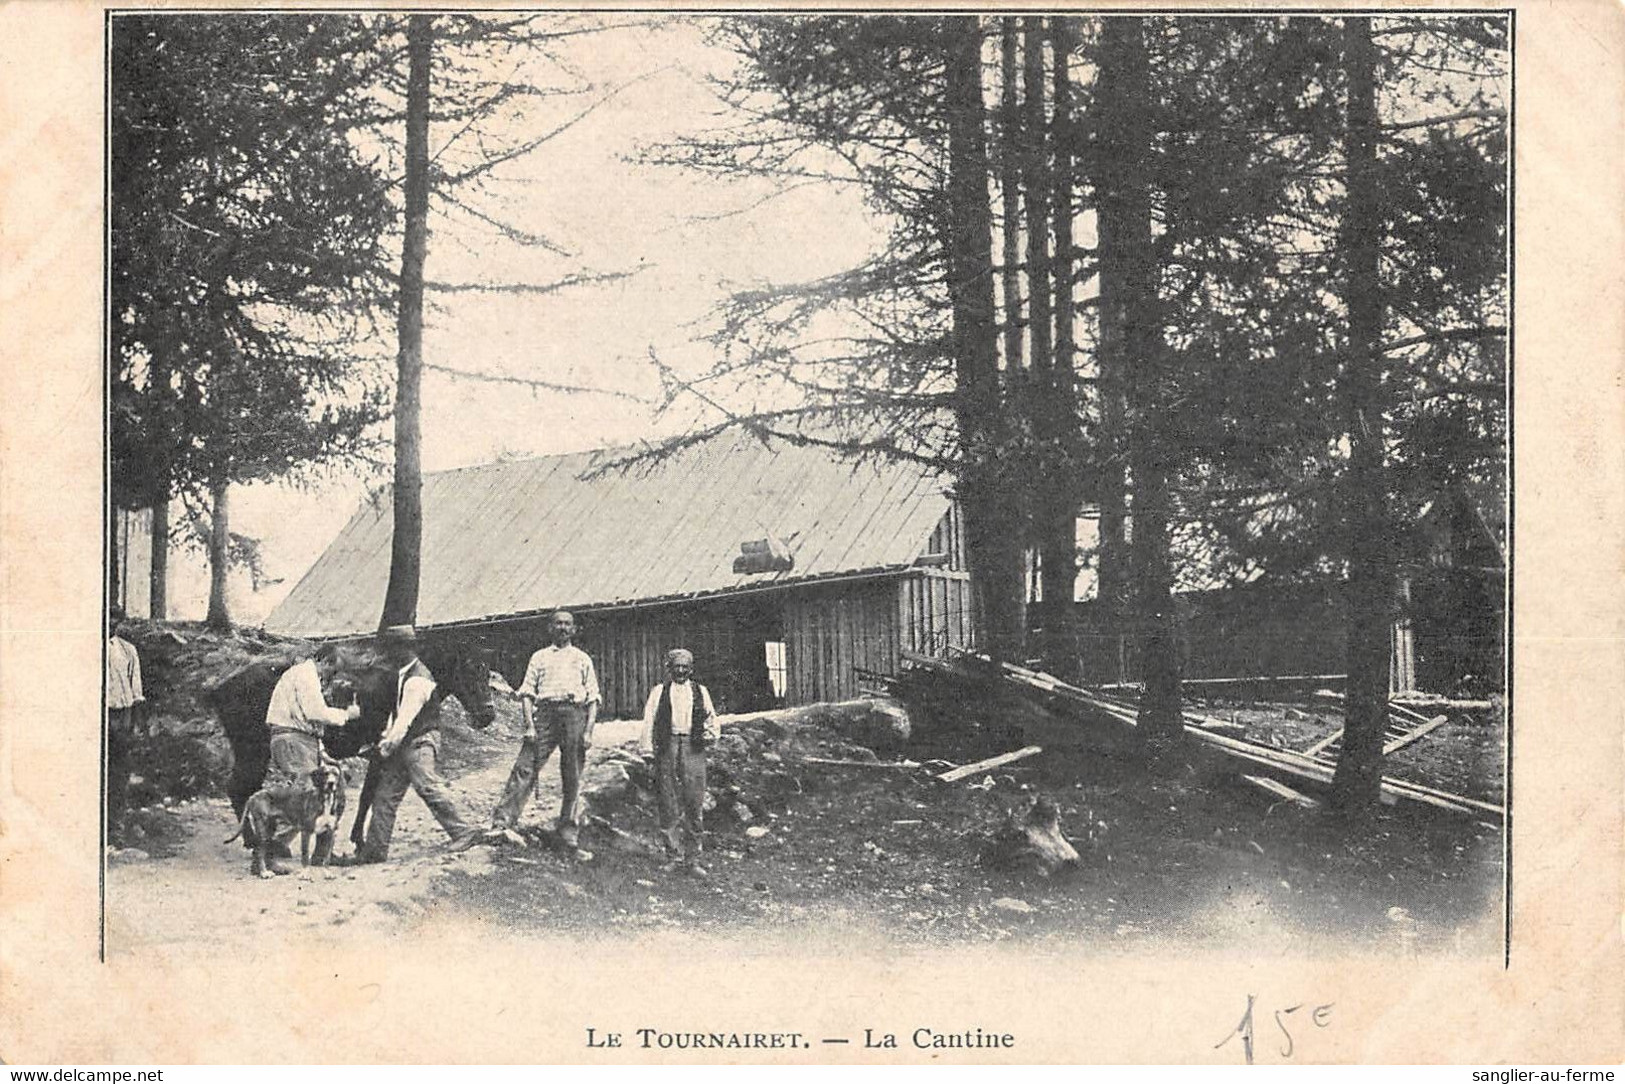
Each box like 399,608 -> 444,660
265,430 -> 954,638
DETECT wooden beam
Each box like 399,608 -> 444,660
937,745 -> 1044,782
1303,728 -> 1344,758
801,757 -> 922,771
953,652 -> 1505,822
1092,673 -> 1347,692
1383,714 -> 1450,755
1242,774 -> 1321,809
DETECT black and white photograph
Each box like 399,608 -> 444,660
8,0 -> 1623,1068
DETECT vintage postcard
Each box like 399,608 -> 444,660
0,0 -> 1620,1066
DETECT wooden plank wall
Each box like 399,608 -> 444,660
896,569 -> 975,658
922,504 -> 969,571
479,571 -> 970,717
487,605 -> 760,720
781,579 -> 907,705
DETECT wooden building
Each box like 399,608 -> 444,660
264,431 -> 972,717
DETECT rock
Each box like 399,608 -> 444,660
993,897 -> 1035,914
744,825 -> 770,840
981,796 -> 1081,876
581,761 -> 634,806
109,848 -> 150,863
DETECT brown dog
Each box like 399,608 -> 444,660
225,764 -> 347,878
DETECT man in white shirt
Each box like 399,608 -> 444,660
640,648 -> 719,873
354,625 -> 480,863
488,611 -> 600,849
264,644 -> 361,785
105,606 -> 145,846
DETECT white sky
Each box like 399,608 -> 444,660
225,17 -> 884,609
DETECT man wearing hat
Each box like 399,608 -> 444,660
355,625 -> 480,861
488,610 -> 600,849
639,648 -> 719,873
105,606 -> 145,846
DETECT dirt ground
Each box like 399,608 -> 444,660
109,664 -> 1504,957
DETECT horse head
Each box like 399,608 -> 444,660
420,634 -> 498,729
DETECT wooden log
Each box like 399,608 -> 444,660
1093,673 -> 1346,692
1391,694 -> 1495,711
1241,774 -> 1321,809
801,757 -> 922,771
1384,715 -> 1450,755
938,745 -> 1044,782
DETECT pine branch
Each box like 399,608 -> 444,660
422,362 -> 647,401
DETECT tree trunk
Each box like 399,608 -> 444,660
944,15 -> 1026,662
1033,17 -> 1083,681
380,14 -> 434,631
205,478 -> 232,631
109,509 -> 121,613
998,20 -> 1023,376
1330,15 -> 1394,812
1090,24 -> 1130,685
148,497 -> 168,620
1097,16 -> 1183,756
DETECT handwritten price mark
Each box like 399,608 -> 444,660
1215,995 -> 1334,1064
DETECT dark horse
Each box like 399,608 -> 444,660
207,636 -> 497,850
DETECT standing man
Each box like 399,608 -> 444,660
355,625 -> 480,862
488,611 -> 600,849
105,606 -> 145,847
640,648 -> 719,874
264,643 -> 361,783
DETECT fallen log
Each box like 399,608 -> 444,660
1390,694 -> 1496,710
938,745 -> 1044,783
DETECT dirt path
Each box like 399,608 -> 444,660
106,716 -> 644,956
108,703 -> 1502,957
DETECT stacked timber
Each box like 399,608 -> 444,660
898,650 -> 1503,826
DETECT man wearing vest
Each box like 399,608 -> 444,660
356,625 -> 481,862
640,648 -> 719,874
488,610 -> 601,850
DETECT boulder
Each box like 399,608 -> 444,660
821,700 -> 913,753
981,796 -> 1081,877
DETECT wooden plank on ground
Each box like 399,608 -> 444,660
1093,673 -> 1346,692
1387,701 -> 1438,726
1242,774 -> 1321,809
954,652 -> 1506,822
801,757 -> 922,771
1384,714 -> 1450,755
1303,728 -> 1344,758
937,745 -> 1044,783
